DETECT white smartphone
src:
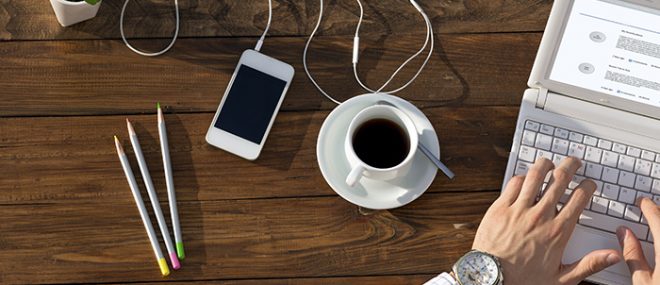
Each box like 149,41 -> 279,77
206,49 -> 295,160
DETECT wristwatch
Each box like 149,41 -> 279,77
423,250 -> 504,285
451,250 -> 504,285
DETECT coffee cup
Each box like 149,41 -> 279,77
345,105 -> 419,187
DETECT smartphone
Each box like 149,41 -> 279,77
206,49 -> 295,160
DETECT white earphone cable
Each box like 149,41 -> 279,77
120,0 -> 180,57
303,0 -> 434,104
255,0 -> 273,52
352,0 -> 434,94
302,0 -> 342,104
120,0 -> 273,56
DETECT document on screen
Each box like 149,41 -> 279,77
549,0 -> 660,108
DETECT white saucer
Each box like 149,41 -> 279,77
317,93 -> 440,210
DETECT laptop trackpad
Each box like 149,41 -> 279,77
562,225 -> 655,285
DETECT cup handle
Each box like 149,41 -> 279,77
345,165 -> 365,187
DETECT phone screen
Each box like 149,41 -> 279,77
214,65 -> 287,144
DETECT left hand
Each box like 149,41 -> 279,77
472,157 -> 622,285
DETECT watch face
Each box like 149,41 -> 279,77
456,251 -> 499,285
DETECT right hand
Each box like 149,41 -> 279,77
472,157 -> 620,285
617,197 -> 659,285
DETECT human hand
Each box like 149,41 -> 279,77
472,157 -> 621,285
617,197 -> 659,285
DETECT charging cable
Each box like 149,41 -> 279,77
120,0 -> 273,56
303,0 -> 434,104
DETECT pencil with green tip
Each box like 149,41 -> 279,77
127,119 -> 181,270
114,136 -> 170,277
157,103 -> 184,260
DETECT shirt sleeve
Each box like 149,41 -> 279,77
423,272 -> 457,285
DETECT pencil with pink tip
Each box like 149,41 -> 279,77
126,119 -> 181,270
157,103 -> 184,260
114,136 -> 170,276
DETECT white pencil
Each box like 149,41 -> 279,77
157,103 -> 184,260
114,136 -> 170,276
126,119 -> 181,270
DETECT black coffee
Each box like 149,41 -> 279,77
352,119 -> 410,169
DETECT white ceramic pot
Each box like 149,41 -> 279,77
49,0 -> 101,27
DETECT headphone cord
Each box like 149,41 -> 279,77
303,0 -> 434,104
302,0 -> 342,104
120,0 -> 180,57
353,0 -> 434,94
120,0 -> 273,56
255,0 -> 273,51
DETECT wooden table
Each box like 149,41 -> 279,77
0,0 -> 598,284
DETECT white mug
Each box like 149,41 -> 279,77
345,105 -> 419,187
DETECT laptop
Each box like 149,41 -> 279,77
502,0 -> 660,284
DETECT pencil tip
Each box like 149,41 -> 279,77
114,135 -> 124,153
126,119 -> 135,135
157,103 -> 164,122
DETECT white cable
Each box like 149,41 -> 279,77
255,0 -> 273,52
303,0 -> 434,105
120,0 -> 180,57
352,0 -> 434,94
303,0 -> 342,105
379,0 -> 434,94
120,0 -> 272,56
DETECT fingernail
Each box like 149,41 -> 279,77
606,253 -> 620,265
584,179 -> 597,193
616,226 -> 627,242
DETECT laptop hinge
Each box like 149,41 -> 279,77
535,87 -> 549,109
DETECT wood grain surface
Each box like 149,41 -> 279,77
0,106 -> 517,204
0,33 -> 538,117
0,0 -> 606,284
0,0 -> 552,40
119,275 -> 437,285
0,192 -> 495,283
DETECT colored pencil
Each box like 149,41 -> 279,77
114,136 -> 170,276
127,119 -> 181,270
157,103 -> 184,260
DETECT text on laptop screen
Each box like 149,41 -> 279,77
549,0 -> 660,108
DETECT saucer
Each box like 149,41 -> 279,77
317,93 -> 440,210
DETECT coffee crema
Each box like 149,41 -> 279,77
352,119 -> 410,169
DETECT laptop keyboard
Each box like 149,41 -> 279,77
514,120 -> 660,243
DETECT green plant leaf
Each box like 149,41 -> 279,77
84,0 -> 100,5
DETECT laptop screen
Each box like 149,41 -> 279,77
548,0 -> 660,108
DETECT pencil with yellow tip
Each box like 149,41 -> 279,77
126,119 -> 181,270
157,103 -> 184,260
114,136 -> 170,277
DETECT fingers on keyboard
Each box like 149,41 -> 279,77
638,198 -> 660,250
519,158 -> 555,206
559,179 -> 597,222
517,120 -> 660,243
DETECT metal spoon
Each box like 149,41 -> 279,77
377,100 -> 455,179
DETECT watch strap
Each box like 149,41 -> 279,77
423,272 -> 458,285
